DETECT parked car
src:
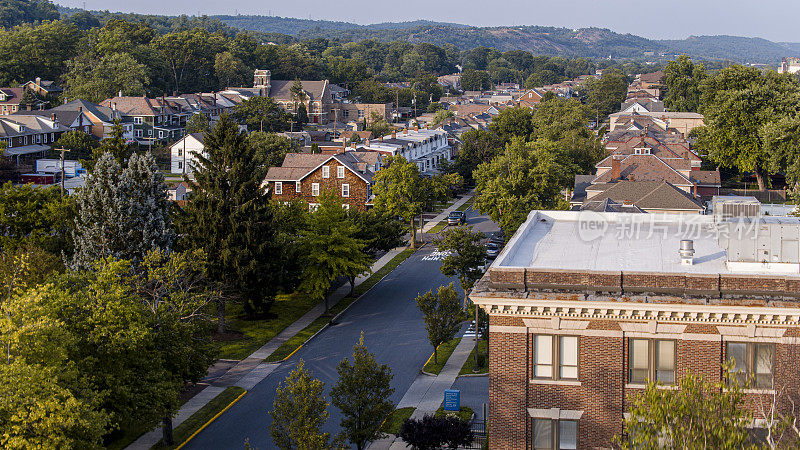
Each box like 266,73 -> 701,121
486,241 -> 502,259
489,232 -> 505,245
447,210 -> 466,226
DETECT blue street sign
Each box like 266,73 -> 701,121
443,389 -> 460,411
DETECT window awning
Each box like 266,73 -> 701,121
4,144 -> 49,156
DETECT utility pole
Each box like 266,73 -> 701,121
56,147 -> 70,198
474,299 -> 479,372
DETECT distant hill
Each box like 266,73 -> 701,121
53,7 -> 800,64
213,15 -> 800,64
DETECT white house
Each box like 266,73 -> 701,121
170,133 -> 206,175
356,127 -> 451,174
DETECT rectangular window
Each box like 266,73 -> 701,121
532,419 -> 578,450
342,184 -> 350,197
322,166 -> 329,178
629,339 -> 675,385
534,335 -> 578,381
726,342 -> 774,388
134,117 -> 143,125
312,183 -> 320,196
337,166 -> 345,178
275,181 -> 282,195
135,130 -> 143,138
178,161 -> 183,169
295,181 -> 301,193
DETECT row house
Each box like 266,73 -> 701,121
264,151 -> 382,211
473,210 -> 800,449
49,99 -> 133,140
608,111 -> 705,138
14,108 -> 94,136
356,127 -> 451,174
100,96 -> 190,145
0,115 -> 70,165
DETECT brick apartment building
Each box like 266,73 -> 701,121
264,151 -> 382,211
471,211 -> 800,449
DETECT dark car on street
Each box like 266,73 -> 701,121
447,210 -> 466,226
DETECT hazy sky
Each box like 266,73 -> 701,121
55,0 -> 799,42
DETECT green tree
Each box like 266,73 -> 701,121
270,360 -> 333,450
132,250 -> 216,445
584,68 -> 628,123
453,129 -> 503,185
180,114 -> 280,327
372,155 -> 425,248
474,138 -> 569,234
618,371 -> 751,449
330,333 -> 395,450
662,55 -> 706,112
0,361 -> 108,449
488,106 -> 535,144
233,96 -> 291,133
435,226 -> 485,306
0,182 -> 73,255
460,68 -> 490,91
415,283 -> 463,365
248,132 -> 296,169
71,152 -> 174,269
0,0 -> 59,28
214,51 -> 249,89
431,109 -> 454,127
697,65 -> 800,190
52,129 -> 98,161
86,120 -> 133,171
298,193 -> 371,309
352,208 -> 405,256
63,52 -> 149,103
185,113 -> 210,135
290,78 -> 308,131
297,103 -> 309,126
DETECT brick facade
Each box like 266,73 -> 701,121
270,158 -> 372,211
487,314 -> 800,449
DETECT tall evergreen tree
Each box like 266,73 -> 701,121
270,360 -> 333,450
71,152 -> 173,269
179,114 -> 280,330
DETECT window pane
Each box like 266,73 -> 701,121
629,339 -> 649,383
533,419 -> 553,450
755,344 -> 773,388
559,336 -> 578,379
726,343 -> 748,386
559,420 -> 577,450
655,340 -> 675,384
534,335 -> 553,378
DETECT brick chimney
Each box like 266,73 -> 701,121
611,157 -> 621,180
403,127 -> 408,135
365,139 -> 370,147
391,131 -> 396,139
413,124 -> 419,131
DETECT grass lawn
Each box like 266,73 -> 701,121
456,198 -> 474,212
380,407 -> 415,435
427,221 -> 448,234
435,406 -> 475,422
423,337 -> 461,375
153,386 -> 246,449
459,339 -> 488,375
215,292 -> 319,361
105,420 -> 156,450
265,248 -> 416,362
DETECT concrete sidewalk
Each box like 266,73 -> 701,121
128,246 -> 408,450
421,191 -> 474,233
369,335 -> 477,450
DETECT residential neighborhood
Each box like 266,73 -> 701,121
3,2 -> 800,450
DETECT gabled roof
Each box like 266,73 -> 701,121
580,198 -> 644,213
690,169 -> 721,186
268,80 -> 328,102
0,87 -> 23,104
52,99 -> 116,123
265,151 -> 377,184
593,154 -> 693,186
585,180 -> 703,211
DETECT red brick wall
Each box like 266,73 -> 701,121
270,159 -> 371,211
489,330 -> 528,449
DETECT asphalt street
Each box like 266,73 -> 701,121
185,206 -> 494,449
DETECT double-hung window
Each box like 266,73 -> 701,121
312,183 -> 320,196
322,166 -> 330,178
533,335 -> 578,380
295,181 -> 301,193
726,342 -> 773,388
342,184 -> 350,197
337,166 -> 345,178
532,418 -> 577,450
628,339 -> 675,385
274,182 -> 282,195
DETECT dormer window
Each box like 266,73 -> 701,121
634,147 -> 650,155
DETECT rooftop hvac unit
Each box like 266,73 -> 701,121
712,196 -> 761,223
718,217 -> 800,264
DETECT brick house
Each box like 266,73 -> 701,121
0,87 -> 24,115
471,210 -> 800,449
264,151 -> 382,211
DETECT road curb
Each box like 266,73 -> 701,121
174,388 -> 247,450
